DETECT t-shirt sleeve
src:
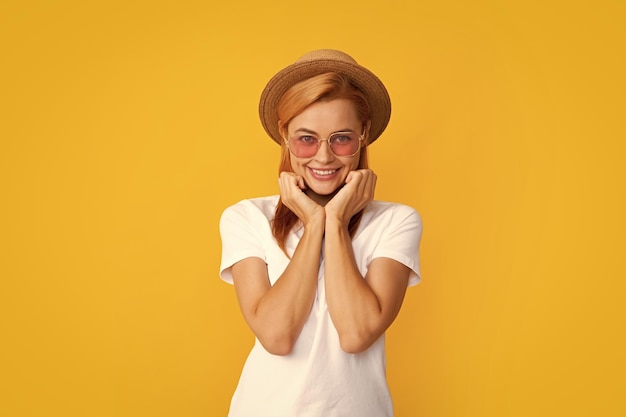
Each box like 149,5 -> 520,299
372,205 -> 423,287
219,201 -> 267,284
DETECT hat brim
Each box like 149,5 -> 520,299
259,57 -> 391,145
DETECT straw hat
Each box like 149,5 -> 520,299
259,49 -> 391,145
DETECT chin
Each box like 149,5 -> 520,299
309,183 -> 343,196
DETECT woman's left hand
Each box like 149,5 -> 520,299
325,169 -> 377,226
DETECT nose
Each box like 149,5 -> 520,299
314,139 -> 335,162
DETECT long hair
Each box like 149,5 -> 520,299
272,72 -> 371,256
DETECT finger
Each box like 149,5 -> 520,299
363,170 -> 376,198
279,172 -> 299,191
349,170 -> 374,208
278,174 -> 300,203
352,170 -> 368,195
364,172 -> 376,201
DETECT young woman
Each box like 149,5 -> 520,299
219,49 -> 423,417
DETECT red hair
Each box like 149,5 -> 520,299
272,72 -> 371,256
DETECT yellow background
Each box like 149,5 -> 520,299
1,0 -> 624,416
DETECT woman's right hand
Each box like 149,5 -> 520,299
278,171 -> 325,227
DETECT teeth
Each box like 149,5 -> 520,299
311,168 -> 337,175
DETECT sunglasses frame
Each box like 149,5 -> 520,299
284,131 -> 365,158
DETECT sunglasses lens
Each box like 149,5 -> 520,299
329,132 -> 360,156
289,135 -> 318,158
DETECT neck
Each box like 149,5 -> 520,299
305,188 -> 340,207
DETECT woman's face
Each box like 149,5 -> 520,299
286,98 -> 363,204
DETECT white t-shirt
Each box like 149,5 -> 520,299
219,196 -> 422,417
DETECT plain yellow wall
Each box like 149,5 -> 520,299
1,0 -> 625,416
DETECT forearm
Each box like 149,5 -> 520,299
323,219 -> 386,353
240,219 -> 324,354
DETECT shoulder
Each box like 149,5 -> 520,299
356,201 -> 423,241
221,195 -> 279,222
364,200 -> 422,226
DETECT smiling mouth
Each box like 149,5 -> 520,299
310,168 -> 338,176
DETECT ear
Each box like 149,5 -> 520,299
363,120 -> 372,144
278,120 -> 287,141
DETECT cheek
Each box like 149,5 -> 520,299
289,157 -> 305,173
348,158 -> 360,171
282,151 -> 296,172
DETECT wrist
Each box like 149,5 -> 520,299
304,210 -> 326,233
325,215 -> 349,233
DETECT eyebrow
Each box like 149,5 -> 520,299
293,128 -> 318,135
293,127 -> 358,135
